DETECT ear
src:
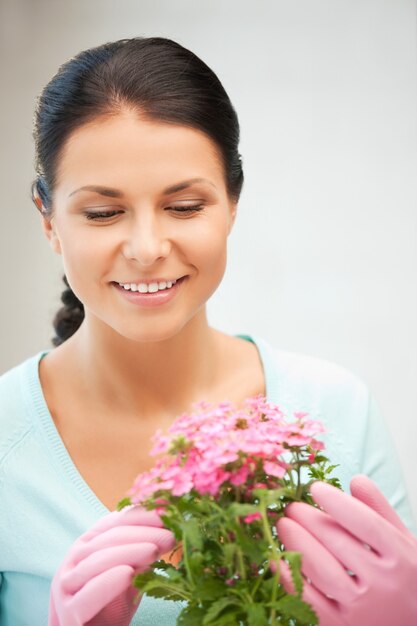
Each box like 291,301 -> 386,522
227,200 -> 238,235
32,186 -> 62,255
39,213 -> 62,255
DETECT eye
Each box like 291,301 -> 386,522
83,210 -> 122,221
167,205 -> 205,215
82,205 -> 205,221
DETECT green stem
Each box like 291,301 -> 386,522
259,497 -> 281,624
209,500 -> 229,518
250,564 -> 267,599
295,452 -> 303,500
286,469 -> 295,490
182,535 -> 195,590
236,546 -> 246,581
287,453 -> 297,491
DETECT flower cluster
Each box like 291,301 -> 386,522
127,396 -> 325,506
118,395 -> 341,626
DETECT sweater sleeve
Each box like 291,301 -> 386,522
358,390 -> 417,535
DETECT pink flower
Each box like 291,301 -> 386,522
229,465 -> 250,486
126,394 -> 328,506
286,432 -> 313,446
149,429 -> 170,455
263,460 -> 287,478
310,438 -> 325,451
243,512 -> 262,523
171,474 -> 194,496
155,507 -> 167,515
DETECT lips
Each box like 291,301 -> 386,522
112,275 -> 187,291
112,275 -> 188,308
115,275 -> 187,287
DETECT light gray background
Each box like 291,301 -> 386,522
1,0 -> 416,515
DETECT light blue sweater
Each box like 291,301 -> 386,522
0,333 -> 415,625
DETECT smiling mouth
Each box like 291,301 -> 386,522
115,275 -> 187,287
111,275 -> 188,294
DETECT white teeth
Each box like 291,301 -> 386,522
118,278 -> 179,293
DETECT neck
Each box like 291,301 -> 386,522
64,308 -> 222,421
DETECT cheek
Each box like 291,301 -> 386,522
57,227 -> 110,296
186,220 -> 229,282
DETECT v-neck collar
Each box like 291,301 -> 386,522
22,333 -> 278,515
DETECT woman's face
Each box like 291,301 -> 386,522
41,111 -> 237,343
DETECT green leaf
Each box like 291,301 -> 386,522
151,559 -> 171,570
257,575 -> 280,599
213,610 -> 242,626
188,551 -> 204,572
132,569 -> 154,589
227,503 -> 260,518
252,487 -> 287,505
202,597 -> 240,625
181,518 -> 203,551
224,523 -> 269,563
245,603 -> 269,625
115,496 -> 131,511
283,551 -> 303,595
325,464 -> 340,474
138,582 -> 186,602
196,577 -> 226,601
203,537 -> 223,558
222,542 -> 237,562
159,514 -> 184,541
177,604 -> 205,625
273,594 -> 318,624
327,476 -> 342,489
176,494 -> 209,517
132,572 -> 188,602
143,560 -> 183,583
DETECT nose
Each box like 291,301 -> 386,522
122,210 -> 171,266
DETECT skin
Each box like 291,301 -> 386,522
35,111 -> 265,492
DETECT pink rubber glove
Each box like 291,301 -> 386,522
276,475 -> 417,625
48,506 -> 176,626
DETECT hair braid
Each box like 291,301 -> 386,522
51,275 -> 84,347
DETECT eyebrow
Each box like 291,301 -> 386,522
68,177 -> 216,198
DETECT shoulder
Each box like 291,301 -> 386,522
0,352 -> 45,464
254,336 -> 375,463
256,336 -> 369,412
242,336 -> 417,531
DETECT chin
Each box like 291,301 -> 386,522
113,320 -> 188,345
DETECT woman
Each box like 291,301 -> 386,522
0,36 -> 415,625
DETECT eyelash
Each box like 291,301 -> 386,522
84,206 -> 205,220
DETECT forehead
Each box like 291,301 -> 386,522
55,112 -> 225,194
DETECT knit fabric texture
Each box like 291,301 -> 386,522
1,333 -> 415,625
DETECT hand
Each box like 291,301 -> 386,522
48,506 -> 176,626
276,475 -> 417,626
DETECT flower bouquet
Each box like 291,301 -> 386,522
117,395 -> 341,625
